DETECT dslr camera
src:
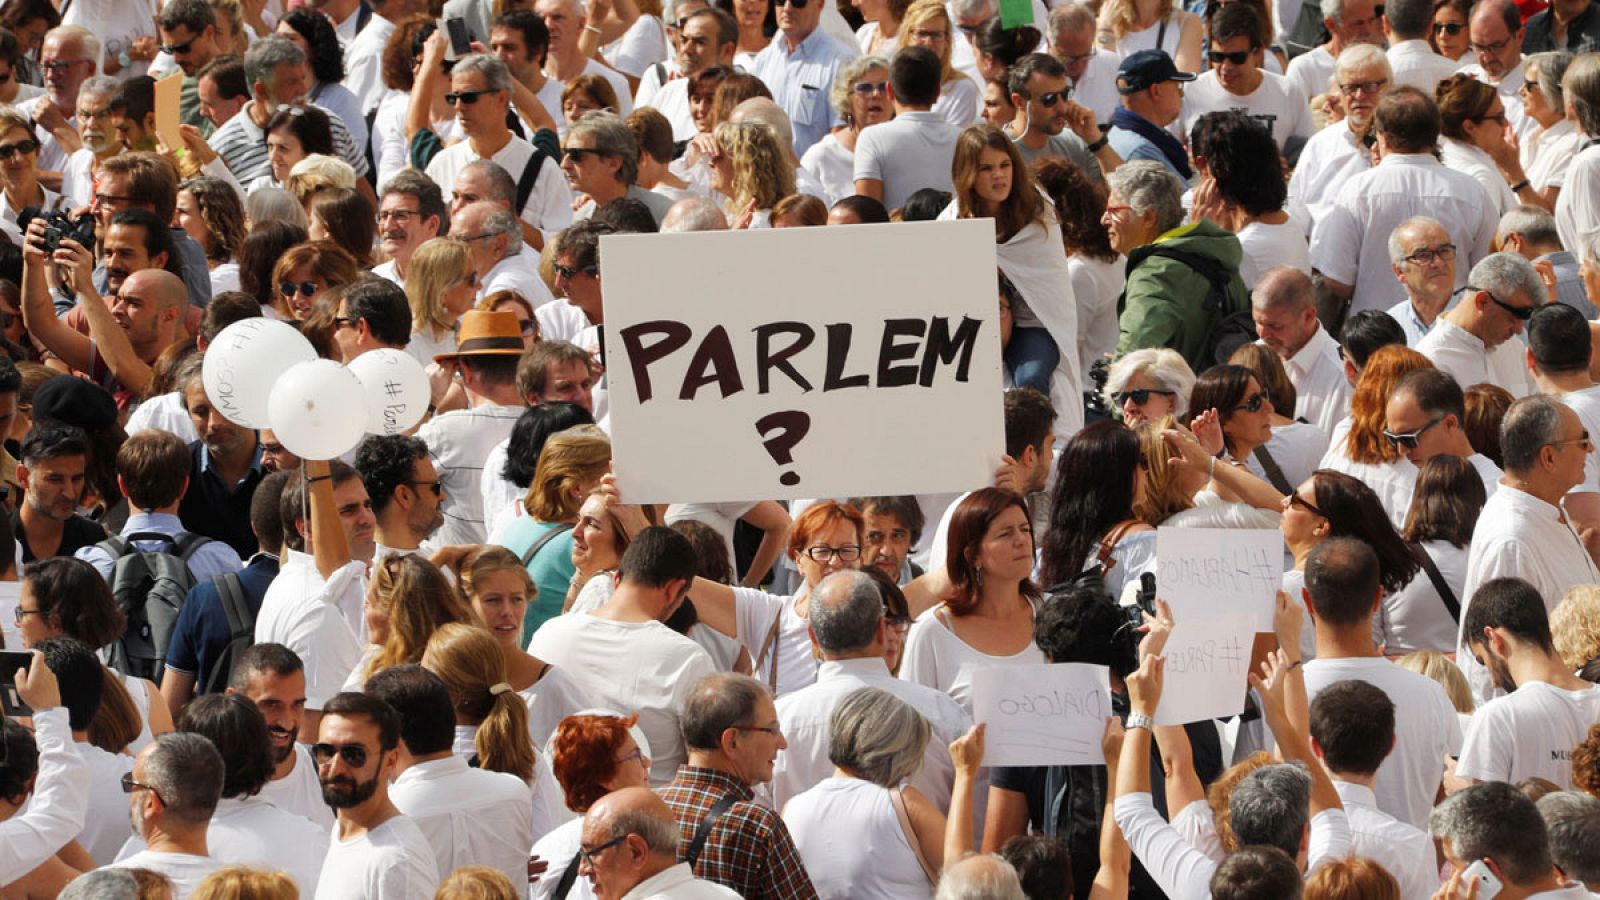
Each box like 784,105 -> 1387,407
19,206 -> 95,254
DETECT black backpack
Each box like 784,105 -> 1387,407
200,572 -> 256,695
1140,245 -> 1257,369
98,532 -> 211,685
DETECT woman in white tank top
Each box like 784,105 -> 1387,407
1097,0 -> 1204,73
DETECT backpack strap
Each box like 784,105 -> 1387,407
515,148 -> 549,218
520,523 -> 574,567
684,793 -> 740,869
1251,445 -> 1295,495
890,786 -> 938,887
171,532 -> 213,562
95,535 -> 130,559
1412,543 -> 1461,622
551,852 -> 585,900
202,573 -> 254,694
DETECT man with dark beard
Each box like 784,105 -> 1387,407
355,436 -> 446,565
227,643 -> 334,831
312,692 -> 439,899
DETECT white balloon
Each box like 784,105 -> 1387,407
266,360 -> 370,461
202,319 -> 318,428
347,349 -> 431,435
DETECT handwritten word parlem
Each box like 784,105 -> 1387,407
969,663 -> 1112,767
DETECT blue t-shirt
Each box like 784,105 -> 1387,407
165,554 -> 280,688
496,518 -> 575,645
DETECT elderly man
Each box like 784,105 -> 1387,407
372,171 -> 446,285
17,26 -> 99,186
1048,4 -> 1121,124
1107,160 -> 1248,370
155,0 -> 222,134
1497,205 -> 1593,316
1180,4 -> 1315,155
426,54 -> 573,235
1384,215 -> 1460,344
208,37 -> 368,184
1284,0 -> 1384,105
1431,783 -> 1592,899
534,0 -> 632,111
1383,0 -> 1458,92
747,0 -> 857,157
640,7 -> 737,140
110,732 -> 227,893
54,74 -> 119,210
770,571 -> 971,811
1460,0 -> 1534,137
1462,395 -> 1600,699
1252,267 -> 1352,434
578,788 -> 739,899
1417,252 -> 1543,397
1288,45 -> 1390,229
564,110 -> 675,224
1555,55 -> 1600,255
1107,50 -> 1193,180
454,200 -> 560,317
1311,87 -> 1497,317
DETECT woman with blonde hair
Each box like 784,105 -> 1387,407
352,553 -> 475,688
1134,417 -> 1281,528
1095,0 -> 1202,74
1395,650 -> 1475,727
710,120 -> 795,227
490,425 -> 612,642
269,240 -> 360,321
423,623 -> 569,835
1552,584 -> 1600,680
800,56 -> 891,204
192,866 -> 298,900
438,544 -> 596,744
1318,344 -> 1434,529
404,237 -> 480,368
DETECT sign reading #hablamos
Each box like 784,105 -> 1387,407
602,221 -> 1005,504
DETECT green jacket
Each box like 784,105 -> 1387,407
1114,219 -> 1249,371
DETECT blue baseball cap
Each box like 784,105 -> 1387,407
1116,49 -> 1196,94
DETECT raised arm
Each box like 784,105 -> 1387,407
19,220 -> 93,373
1090,719 -> 1131,900
407,32 -> 450,145
303,459 -> 354,580
0,653 -> 89,885
1251,649 -> 1338,816
54,238 -> 154,397
943,723 -> 985,866
738,501 -> 791,587
1162,425 -> 1285,511
598,470 -> 740,635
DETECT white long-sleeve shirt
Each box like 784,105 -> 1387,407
1,707 -> 88,884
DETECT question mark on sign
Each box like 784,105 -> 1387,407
754,410 -> 811,487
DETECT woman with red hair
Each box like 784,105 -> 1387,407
901,487 -> 1045,712
528,713 -> 653,900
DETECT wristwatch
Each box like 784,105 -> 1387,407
1125,712 -> 1154,732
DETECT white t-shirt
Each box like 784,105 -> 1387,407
1179,69 -> 1314,153
731,587 -> 819,695
390,756 -> 533,892
1280,319 -> 1353,437
1237,218 -> 1311,290
604,16 -> 668,78
1303,656 -> 1462,829
1377,539 -> 1468,655
1456,681 -> 1600,789
313,815 -> 441,900
933,76 -> 982,128
260,743 -> 337,831
424,136 -> 575,233
1556,141 -> 1600,255
1440,137 -> 1518,218
1070,48 -> 1124,125
109,851 -> 225,899
1387,40 -> 1460,94
77,741 -> 135,865
640,75 -> 697,141
783,778 -> 935,900
1284,45 -> 1335,103
62,0 -> 157,80
799,132 -> 855,206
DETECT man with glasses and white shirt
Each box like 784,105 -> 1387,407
748,0 -> 858,157
1458,0 -> 1536,139
1416,252 -> 1541,398
1385,216 -> 1459,345
1283,0 -> 1385,108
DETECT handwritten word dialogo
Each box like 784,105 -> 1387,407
601,222 -> 1004,504
970,663 -> 1112,767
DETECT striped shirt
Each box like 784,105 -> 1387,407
207,103 -> 370,185
660,766 -> 818,900
416,403 -> 522,546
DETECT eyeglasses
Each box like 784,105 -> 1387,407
120,772 -> 164,803
1472,285 -> 1538,320
1338,79 -> 1386,96
41,59 -> 90,73
776,0 -> 810,8
734,724 -> 783,736
553,261 -> 598,280
159,38 -> 197,54
1288,493 -> 1324,516
445,89 -> 494,105
1383,415 -> 1444,449
1548,430 -> 1593,452
1059,49 -> 1096,64
377,208 -> 420,224
0,139 -> 39,160
1113,388 -> 1176,407
1233,390 -> 1270,414
280,281 -> 320,298
1433,21 -> 1465,34
886,616 -> 912,633
456,232 -> 496,244
1470,34 -> 1515,55
577,834 -> 628,868
1208,47 -> 1256,66
561,146 -> 606,163
12,606 -> 41,626
1476,112 -> 1508,126
803,544 -> 862,562
405,480 -> 444,496
1402,243 -> 1455,266
852,80 -> 888,96
911,28 -> 947,40
311,742 -> 370,768
615,748 -> 646,768
92,192 -> 133,206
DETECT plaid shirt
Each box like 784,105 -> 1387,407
659,766 -> 818,900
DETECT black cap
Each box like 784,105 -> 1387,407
32,375 -> 118,431
1116,49 -> 1196,94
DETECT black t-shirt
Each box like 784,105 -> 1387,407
12,509 -> 107,564
178,441 -> 263,560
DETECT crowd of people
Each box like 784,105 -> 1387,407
0,0 -> 1594,896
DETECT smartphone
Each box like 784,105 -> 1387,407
0,650 -> 32,718
443,17 -> 472,60
1461,860 -> 1502,899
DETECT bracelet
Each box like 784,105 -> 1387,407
1208,455 -> 1217,480
584,24 -> 602,33
1125,711 -> 1154,731
1510,179 -> 1530,193
1287,659 -> 1304,671
426,403 -> 438,414
1086,133 -> 1109,153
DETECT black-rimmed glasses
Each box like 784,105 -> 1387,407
577,834 -> 629,867
802,544 -> 861,562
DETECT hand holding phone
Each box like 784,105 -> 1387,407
1460,860 -> 1501,900
0,649 -> 35,718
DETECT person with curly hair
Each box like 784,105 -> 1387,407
707,119 -> 794,227
275,7 -> 367,152
1552,584 -> 1600,679
175,176 -> 244,296
1573,724 -> 1600,797
1035,156 -> 1123,382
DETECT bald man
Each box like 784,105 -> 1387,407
579,787 -> 738,900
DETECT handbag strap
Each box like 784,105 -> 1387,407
520,522 -> 574,567
754,610 -> 783,692
551,851 -> 584,900
890,785 -> 939,886
1412,543 -> 1461,622
1251,445 -> 1295,495
684,792 -> 740,869
1095,519 -> 1144,573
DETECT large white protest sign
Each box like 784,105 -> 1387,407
1152,528 -> 1283,725
969,663 -> 1111,767
601,222 -> 1005,504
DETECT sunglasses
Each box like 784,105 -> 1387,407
1383,415 -> 1444,449
776,0 -> 810,8
445,89 -> 493,105
120,772 -> 164,803
0,138 -> 38,159
852,80 -> 888,96
1433,21 -> 1465,34
311,742 -> 370,768
405,480 -> 444,497
159,38 -> 196,54
1113,388 -> 1175,407
1208,47 -> 1256,65
1288,493 -> 1324,516
1233,390 -> 1270,413
1473,285 -> 1538,320
561,146 -> 606,162
553,261 -> 598,279
1032,90 -> 1067,107
280,281 -> 320,298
